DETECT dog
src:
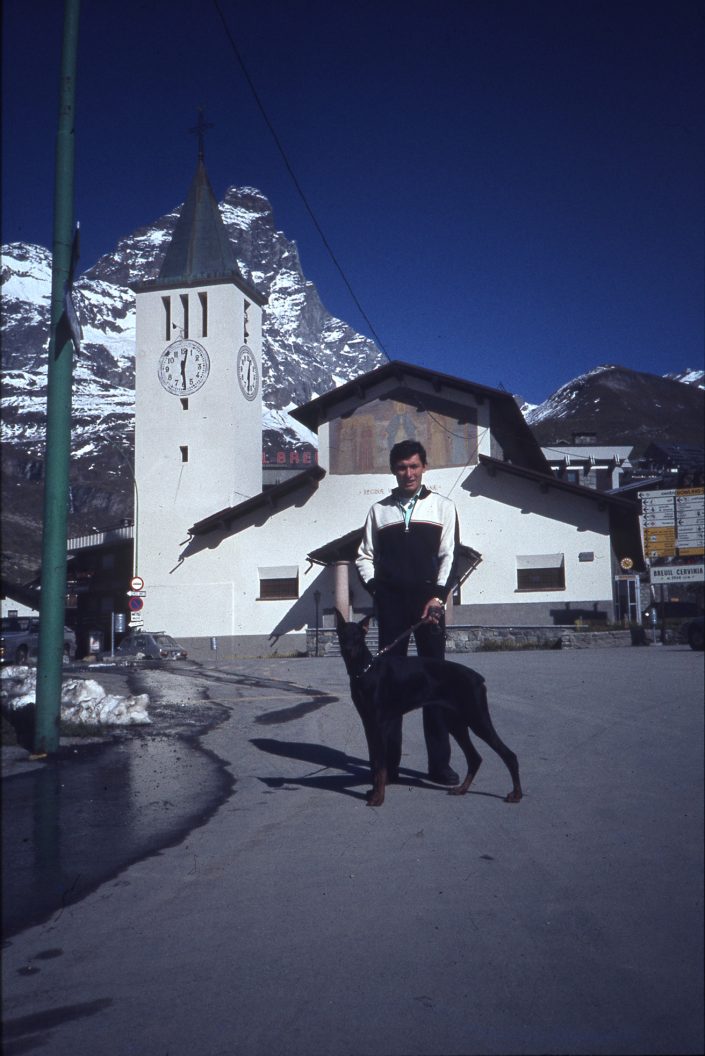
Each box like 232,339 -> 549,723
336,611 -> 523,807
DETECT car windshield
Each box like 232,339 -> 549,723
154,635 -> 179,648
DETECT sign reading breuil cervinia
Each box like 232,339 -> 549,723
639,488 -> 704,584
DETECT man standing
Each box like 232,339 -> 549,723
355,439 -> 459,785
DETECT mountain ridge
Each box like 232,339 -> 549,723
2,186 -> 703,585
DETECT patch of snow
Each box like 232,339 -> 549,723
1,666 -> 151,725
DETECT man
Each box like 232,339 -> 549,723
355,439 -> 459,785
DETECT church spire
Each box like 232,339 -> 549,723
158,111 -> 239,283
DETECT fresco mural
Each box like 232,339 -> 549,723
329,398 -> 478,474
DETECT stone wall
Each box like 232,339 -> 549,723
306,625 -> 633,656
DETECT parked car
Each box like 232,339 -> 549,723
677,615 -> 704,651
113,631 -> 187,660
0,617 -> 76,665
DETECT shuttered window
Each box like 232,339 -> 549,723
516,554 -> 565,591
258,566 -> 299,600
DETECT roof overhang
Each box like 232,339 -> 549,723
132,272 -> 267,306
289,359 -> 549,474
290,360 -> 520,433
189,465 -> 325,536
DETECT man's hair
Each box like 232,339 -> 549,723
389,439 -> 427,470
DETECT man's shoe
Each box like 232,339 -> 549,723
428,766 -> 460,786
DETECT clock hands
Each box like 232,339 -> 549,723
159,340 -> 210,395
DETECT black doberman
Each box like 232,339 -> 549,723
336,611 -> 523,807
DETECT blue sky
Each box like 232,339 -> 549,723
2,0 -> 703,403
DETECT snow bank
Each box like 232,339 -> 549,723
1,666 -> 151,726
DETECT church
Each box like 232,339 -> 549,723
130,155 -> 642,659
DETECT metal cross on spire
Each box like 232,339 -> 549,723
190,107 -> 214,162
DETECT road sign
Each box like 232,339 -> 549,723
130,576 -> 144,591
640,488 -> 704,560
650,563 -> 704,584
126,590 -> 147,597
128,597 -> 144,612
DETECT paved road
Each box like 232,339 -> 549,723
2,645 -> 703,1055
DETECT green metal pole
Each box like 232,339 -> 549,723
35,0 -> 81,755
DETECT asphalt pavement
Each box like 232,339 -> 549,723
2,645 -> 703,1056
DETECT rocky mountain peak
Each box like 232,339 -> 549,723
525,363 -> 704,453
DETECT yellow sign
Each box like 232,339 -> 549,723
643,526 -> 676,558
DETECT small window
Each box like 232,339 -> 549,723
180,294 -> 189,338
243,299 -> 250,341
180,445 -> 189,463
199,292 -> 208,337
180,397 -> 189,410
162,296 -> 171,341
516,554 -> 565,591
258,566 -> 299,600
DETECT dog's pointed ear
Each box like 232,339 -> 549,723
359,615 -> 371,635
335,609 -> 346,631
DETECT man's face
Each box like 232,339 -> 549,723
392,454 -> 425,496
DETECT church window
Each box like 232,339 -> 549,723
243,299 -> 250,341
516,554 -> 565,591
180,398 -> 189,410
180,294 -> 189,338
258,566 -> 299,600
180,445 -> 189,463
162,297 -> 171,341
199,292 -> 208,337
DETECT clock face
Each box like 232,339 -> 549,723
237,345 -> 259,401
158,339 -> 210,395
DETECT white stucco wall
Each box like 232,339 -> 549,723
139,460 -> 615,642
132,300 -> 617,644
134,281 -> 263,634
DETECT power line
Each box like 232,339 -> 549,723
212,0 -> 388,357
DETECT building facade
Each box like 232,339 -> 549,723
126,159 -> 642,659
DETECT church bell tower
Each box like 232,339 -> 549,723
132,127 -> 266,631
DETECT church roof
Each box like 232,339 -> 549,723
143,159 -> 265,303
159,159 -> 238,281
290,360 -> 550,474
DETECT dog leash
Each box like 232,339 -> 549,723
360,616 -> 439,676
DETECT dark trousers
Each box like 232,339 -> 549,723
374,582 -> 451,777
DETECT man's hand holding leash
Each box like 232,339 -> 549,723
421,596 -> 445,624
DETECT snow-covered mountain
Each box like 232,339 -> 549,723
1,190 -> 703,586
1,186 -> 384,583
524,364 -> 705,450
